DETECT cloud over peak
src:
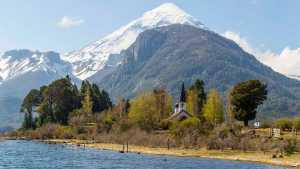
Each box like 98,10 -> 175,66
57,16 -> 84,28
223,31 -> 300,79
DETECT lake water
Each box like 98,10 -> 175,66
0,140 -> 289,169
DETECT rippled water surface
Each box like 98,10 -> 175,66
0,140 -> 290,169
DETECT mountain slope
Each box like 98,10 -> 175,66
62,3 -> 205,80
94,24 -> 300,117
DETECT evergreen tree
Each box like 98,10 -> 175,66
230,80 -> 267,126
80,80 -> 91,96
37,77 -> 80,125
22,111 -> 34,129
91,84 -> 100,112
187,79 -> 206,118
79,81 -> 112,114
100,89 -> 112,111
203,89 -> 224,126
125,99 -> 130,113
21,89 -> 42,129
180,83 -> 186,102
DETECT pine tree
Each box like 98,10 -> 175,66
180,83 -> 186,102
230,80 -> 267,126
91,83 -> 101,112
100,89 -> 112,111
80,80 -> 91,96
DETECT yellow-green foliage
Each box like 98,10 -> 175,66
186,89 -> 199,117
128,91 -> 172,131
82,88 -> 93,115
293,117 -> 300,130
104,111 -> 114,129
203,89 -> 224,125
95,110 -> 115,133
180,117 -> 201,129
186,80 -> 206,118
153,88 -> 173,119
31,123 -> 75,139
171,117 -> 201,137
128,92 -> 160,131
275,118 -> 293,131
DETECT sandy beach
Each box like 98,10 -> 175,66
41,139 -> 300,168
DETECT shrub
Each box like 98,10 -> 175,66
260,120 -> 271,128
282,139 -> 298,155
275,118 -> 293,131
257,138 -> 271,154
25,130 -> 41,139
170,117 -> 202,146
118,119 -> 131,132
103,113 -> 114,133
207,137 -> 223,150
171,117 -> 201,137
206,124 -> 243,150
159,119 -> 172,130
94,112 -> 116,134
293,117 -> 300,130
56,126 -> 74,139
37,123 -> 59,139
36,123 -> 74,139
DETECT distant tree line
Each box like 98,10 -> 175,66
20,76 -> 112,129
17,77 -> 300,156
20,76 -> 268,135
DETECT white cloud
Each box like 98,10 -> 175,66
223,31 -> 254,54
57,16 -> 84,28
223,31 -> 300,79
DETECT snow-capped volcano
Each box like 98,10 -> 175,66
0,49 -> 72,83
62,3 -> 206,80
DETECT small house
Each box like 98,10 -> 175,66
253,120 -> 261,128
169,83 -> 192,121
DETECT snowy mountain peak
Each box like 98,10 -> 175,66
62,3 -> 205,80
137,3 -> 205,29
0,49 -> 72,82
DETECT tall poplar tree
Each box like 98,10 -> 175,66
203,89 -> 224,125
82,87 -> 93,115
186,79 -> 206,118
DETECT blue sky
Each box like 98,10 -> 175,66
0,0 -> 299,53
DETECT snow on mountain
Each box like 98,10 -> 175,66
62,3 -> 206,80
0,49 -> 72,83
